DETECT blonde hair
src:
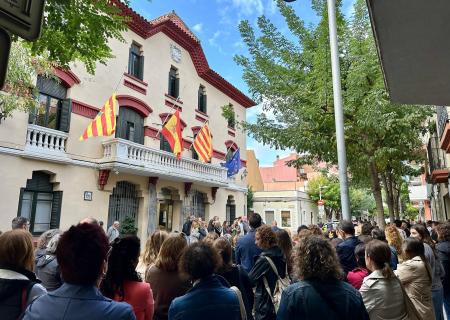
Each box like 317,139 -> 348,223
0,229 -> 34,271
385,224 -> 403,255
142,230 -> 168,266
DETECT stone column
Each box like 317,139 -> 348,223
147,177 -> 158,236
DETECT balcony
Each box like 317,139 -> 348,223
100,138 -> 228,186
23,124 -> 69,162
437,106 -> 450,152
427,135 -> 449,184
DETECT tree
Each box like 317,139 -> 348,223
247,186 -> 254,214
235,0 -> 432,227
1,0 -> 131,118
307,175 -> 341,221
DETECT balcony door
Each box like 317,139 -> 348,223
116,107 -> 144,144
226,195 -> 236,223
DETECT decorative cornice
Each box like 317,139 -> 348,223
191,126 -> 201,134
195,115 -> 208,123
165,94 -> 184,105
165,99 -> 182,112
123,72 -> 148,87
72,100 -> 99,119
116,95 -> 153,117
144,126 -> 160,139
112,1 -> 256,108
55,68 -> 81,88
225,140 -> 238,151
124,79 -> 147,95
228,129 -> 236,137
195,109 -> 209,118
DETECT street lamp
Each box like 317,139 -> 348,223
284,0 -> 351,221
319,185 -> 328,201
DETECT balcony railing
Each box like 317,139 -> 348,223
24,124 -> 69,158
101,138 -> 228,185
437,106 -> 449,139
427,135 -> 449,183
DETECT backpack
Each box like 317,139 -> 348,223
262,256 -> 290,312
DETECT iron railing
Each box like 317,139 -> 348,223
436,106 -> 449,139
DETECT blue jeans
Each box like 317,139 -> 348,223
444,292 -> 450,318
432,288 -> 444,320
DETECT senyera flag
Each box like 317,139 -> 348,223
161,110 -> 183,159
79,94 -> 118,141
193,124 -> 213,163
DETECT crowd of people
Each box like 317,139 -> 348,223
0,214 -> 449,320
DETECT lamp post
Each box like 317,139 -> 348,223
284,0 -> 351,220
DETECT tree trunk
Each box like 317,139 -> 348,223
393,180 -> 401,220
381,172 -> 395,223
369,161 -> 385,228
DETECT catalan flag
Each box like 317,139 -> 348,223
79,94 -> 118,141
193,124 -> 213,163
161,110 -> 183,159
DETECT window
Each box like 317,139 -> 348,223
17,171 -> 62,235
30,76 -> 72,132
265,210 -> 275,225
226,196 -> 236,223
168,66 -> 179,98
160,135 -> 172,152
192,133 -> 199,160
128,43 -> 144,80
281,211 -> 291,227
116,107 -> 144,144
198,85 -> 207,114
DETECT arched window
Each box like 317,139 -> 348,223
116,107 -> 144,144
168,66 -> 179,98
17,171 -> 63,235
198,85 -> 207,114
128,43 -> 144,80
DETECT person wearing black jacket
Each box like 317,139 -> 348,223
436,222 -> 450,317
336,220 -> 361,274
214,237 -> 254,320
249,225 -> 287,320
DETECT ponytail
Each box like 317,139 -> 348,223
382,261 -> 394,279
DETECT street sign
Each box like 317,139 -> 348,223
318,205 -> 325,217
0,0 -> 46,41
317,199 -> 325,206
0,27 -> 11,89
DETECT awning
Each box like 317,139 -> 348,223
367,0 -> 450,105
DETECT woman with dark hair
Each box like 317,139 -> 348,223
347,243 -> 369,290
213,237 -> 254,320
411,223 -> 445,320
168,242 -> 241,320
359,240 -> 407,319
395,237 -> 435,320
249,225 -> 287,320
0,230 -> 46,320
24,223 -> 135,319
146,234 -> 190,320
276,229 -> 293,278
436,222 -> 450,317
277,235 -> 368,319
101,236 -> 154,320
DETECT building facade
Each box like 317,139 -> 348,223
0,4 -> 255,239
247,151 -> 318,232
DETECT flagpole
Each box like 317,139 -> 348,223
188,119 -> 209,150
154,96 -> 181,139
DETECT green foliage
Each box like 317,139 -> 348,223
349,188 -> 376,217
247,186 -> 254,213
404,203 -> 419,221
26,0 -> 130,74
221,103 -> 236,128
0,42 -> 54,118
120,216 -> 138,235
235,0 -> 433,225
307,175 -> 341,219
1,1 -> 132,118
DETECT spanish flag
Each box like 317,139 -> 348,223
161,110 -> 183,159
193,124 -> 213,163
79,94 -> 118,141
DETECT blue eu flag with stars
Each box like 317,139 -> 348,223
225,148 -> 241,177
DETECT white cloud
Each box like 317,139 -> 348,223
208,30 -> 225,53
232,0 -> 264,16
192,23 -> 203,33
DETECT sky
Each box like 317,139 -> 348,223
130,0 -> 356,166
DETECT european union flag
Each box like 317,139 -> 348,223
225,148 -> 241,177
